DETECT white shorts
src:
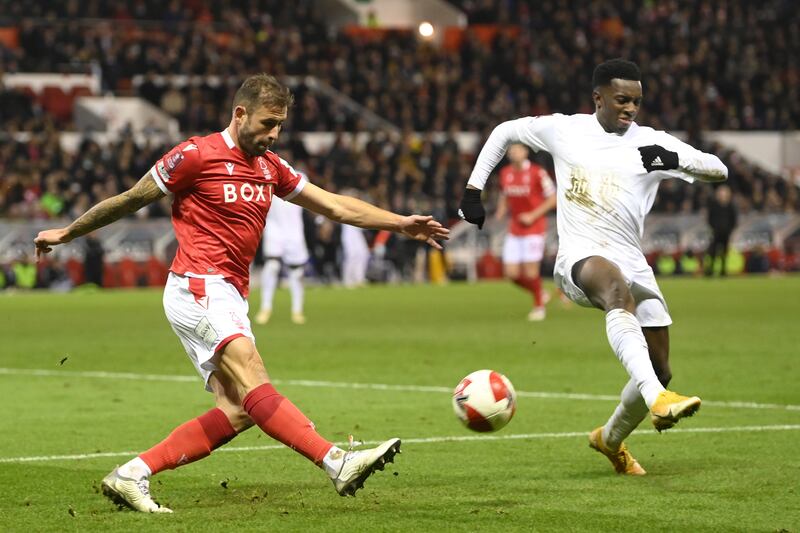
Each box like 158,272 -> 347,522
265,234 -> 309,266
553,250 -> 673,327
502,234 -> 546,264
163,272 -> 255,391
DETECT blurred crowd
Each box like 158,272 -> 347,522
1,0 -> 799,132
1,0 -> 800,285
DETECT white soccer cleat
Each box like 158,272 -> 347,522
331,438 -> 401,497
291,312 -> 307,325
101,468 -> 172,513
527,307 -> 546,321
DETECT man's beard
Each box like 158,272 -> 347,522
239,127 -> 268,156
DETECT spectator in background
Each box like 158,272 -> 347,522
10,252 -> 37,289
705,185 -> 738,277
84,234 -> 105,286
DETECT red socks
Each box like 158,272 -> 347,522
242,383 -> 333,464
139,408 -> 237,475
512,276 -> 543,307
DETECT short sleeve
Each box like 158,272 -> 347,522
149,140 -> 203,194
273,156 -> 307,200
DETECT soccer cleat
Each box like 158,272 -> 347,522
589,427 -> 646,475
254,309 -> 272,325
650,390 -> 702,432
291,312 -> 306,325
527,307 -> 546,321
101,468 -> 172,513
331,437 -> 401,497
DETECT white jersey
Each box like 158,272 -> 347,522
263,195 -> 308,265
468,113 -> 727,265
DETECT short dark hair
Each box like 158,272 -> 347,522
232,74 -> 294,113
592,59 -> 641,89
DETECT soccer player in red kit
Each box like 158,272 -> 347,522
494,143 -> 557,321
34,74 -> 449,513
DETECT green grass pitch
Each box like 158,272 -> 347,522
1,276 -> 799,532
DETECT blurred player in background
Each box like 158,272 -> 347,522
459,59 -> 727,475
34,74 -> 448,512
341,224 -> 371,288
494,143 -> 557,321
256,194 -> 309,325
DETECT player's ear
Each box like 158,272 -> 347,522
234,105 -> 248,123
592,89 -> 602,109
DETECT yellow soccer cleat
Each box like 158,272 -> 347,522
589,427 -> 646,475
650,390 -> 701,432
291,312 -> 306,325
254,309 -> 272,325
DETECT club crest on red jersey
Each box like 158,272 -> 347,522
165,149 -> 184,172
258,158 -> 273,180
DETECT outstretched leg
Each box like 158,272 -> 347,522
590,326 -> 674,474
573,257 -> 665,407
575,256 -> 699,433
218,337 -> 400,496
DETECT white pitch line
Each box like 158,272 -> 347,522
1,367 -> 799,411
1,424 -> 799,465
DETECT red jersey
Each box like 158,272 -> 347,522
150,129 -> 304,297
499,160 -> 555,236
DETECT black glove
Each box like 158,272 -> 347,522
638,145 -> 679,172
458,188 -> 485,229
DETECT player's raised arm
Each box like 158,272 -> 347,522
34,172 -> 166,259
289,182 -> 449,249
459,115 -> 558,229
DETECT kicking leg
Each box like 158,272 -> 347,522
219,337 -> 400,496
590,326 -> 672,474
575,257 -> 699,431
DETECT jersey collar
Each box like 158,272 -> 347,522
221,129 -> 236,150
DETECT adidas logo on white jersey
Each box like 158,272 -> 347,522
651,156 -> 664,167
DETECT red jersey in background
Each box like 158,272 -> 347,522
499,160 -> 555,236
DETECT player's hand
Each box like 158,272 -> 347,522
458,187 -> 485,229
33,228 -> 72,261
518,212 -> 537,226
638,145 -> 679,172
398,215 -> 450,250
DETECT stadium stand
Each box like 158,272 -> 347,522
1,0 -> 799,289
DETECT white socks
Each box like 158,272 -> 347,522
288,266 -> 304,314
602,378 -> 649,450
260,259 -> 281,312
605,309 -> 664,408
118,456 -> 151,481
321,446 -> 347,478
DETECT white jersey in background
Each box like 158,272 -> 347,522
468,113 -> 727,318
263,195 -> 309,265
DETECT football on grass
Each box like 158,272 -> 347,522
452,370 -> 516,432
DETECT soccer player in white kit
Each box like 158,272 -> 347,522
458,59 -> 728,475
256,194 -> 309,325
34,74 -> 449,512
